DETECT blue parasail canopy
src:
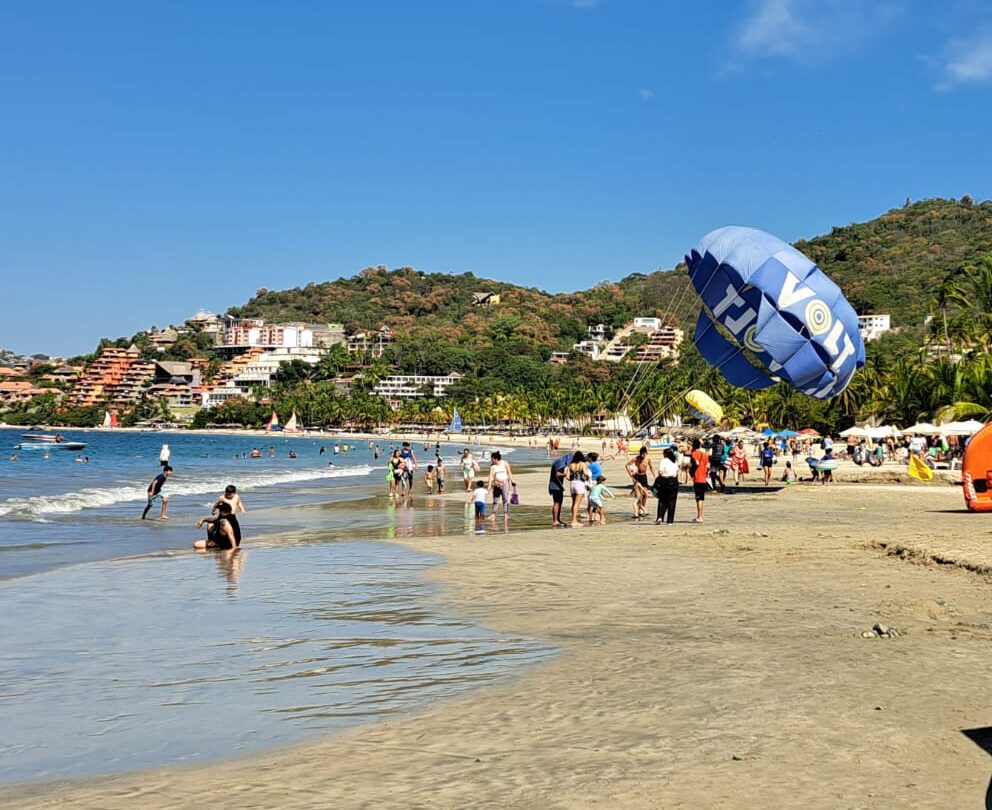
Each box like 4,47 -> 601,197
685,226 -> 866,400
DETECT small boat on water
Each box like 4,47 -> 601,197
16,441 -> 87,451
21,433 -> 65,443
16,433 -> 87,451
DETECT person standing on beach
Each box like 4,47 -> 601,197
470,479 -> 489,523
399,442 -> 419,493
628,447 -> 654,520
760,441 -> 776,485
460,448 -> 478,492
548,453 -> 568,526
690,439 -> 709,523
653,448 -> 680,525
435,457 -> 446,493
588,475 -> 615,525
567,451 -> 590,528
487,451 -> 515,517
141,466 -> 173,520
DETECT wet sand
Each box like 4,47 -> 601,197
4,458 -> 991,809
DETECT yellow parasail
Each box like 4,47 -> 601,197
685,389 -> 723,424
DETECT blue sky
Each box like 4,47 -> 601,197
2,0 -> 991,357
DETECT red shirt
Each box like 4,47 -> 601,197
691,449 -> 710,484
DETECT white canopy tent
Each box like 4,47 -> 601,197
866,425 -> 902,439
839,426 -> 870,438
938,420 -> 986,436
904,422 -> 941,435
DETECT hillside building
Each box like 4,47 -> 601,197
633,326 -> 684,364
373,373 -> 462,406
215,318 -> 343,354
858,314 -> 891,342
572,340 -> 601,360
347,327 -> 393,359
68,346 -> 141,407
0,380 -> 52,410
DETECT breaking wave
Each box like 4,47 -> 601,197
0,465 -> 375,521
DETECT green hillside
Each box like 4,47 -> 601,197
796,196 -> 992,327
234,197 -> 992,347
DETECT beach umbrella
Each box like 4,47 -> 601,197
775,429 -> 799,437
797,428 -> 821,437
761,428 -> 776,436
866,425 -> 901,439
904,422 -> 941,435
839,426 -> 870,438
939,420 -> 985,436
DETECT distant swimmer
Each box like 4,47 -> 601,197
250,448 -> 261,459
194,501 -> 240,551
333,444 -> 340,455
142,466 -> 173,520
288,451 -> 297,459
9,454 -> 19,461
320,445 -> 326,455
159,443 -> 171,467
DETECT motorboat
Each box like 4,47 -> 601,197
16,433 -> 86,451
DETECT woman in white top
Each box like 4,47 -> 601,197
487,451 -> 515,515
654,448 -> 680,525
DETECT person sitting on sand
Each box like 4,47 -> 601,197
194,501 -> 240,551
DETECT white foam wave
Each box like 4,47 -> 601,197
0,465 -> 375,521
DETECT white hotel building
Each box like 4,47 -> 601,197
373,373 -> 462,406
858,314 -> 891,342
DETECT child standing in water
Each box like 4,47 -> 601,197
470,479 -> 488,523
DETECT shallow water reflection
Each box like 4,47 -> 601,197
0,542 -> 554,783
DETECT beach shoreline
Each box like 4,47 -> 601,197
2,458 -> 990,808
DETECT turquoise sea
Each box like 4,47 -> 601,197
0,428 -> 554,783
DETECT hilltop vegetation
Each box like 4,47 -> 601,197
797,196 -> 992,327
235,197 -> 992,349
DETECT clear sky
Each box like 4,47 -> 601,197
2,0 -> 991,357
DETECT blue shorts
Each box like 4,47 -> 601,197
474,501 -> 486,518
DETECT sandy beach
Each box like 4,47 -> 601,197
3,450 -> 990,809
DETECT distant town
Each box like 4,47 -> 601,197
0,307 -> 893,425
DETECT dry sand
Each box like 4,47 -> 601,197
4,453 -> 992,809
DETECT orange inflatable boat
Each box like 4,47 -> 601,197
962,423 -> 992,512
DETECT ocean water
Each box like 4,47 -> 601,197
0,427 -> 554,783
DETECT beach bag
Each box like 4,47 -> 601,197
510,486 -> 519,505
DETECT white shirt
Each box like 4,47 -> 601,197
473,486 -> 488,503
659,458 -> 679,477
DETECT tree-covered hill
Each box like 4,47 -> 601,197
796,196 -> 992,327
233,197 -> 992,349
231,265 -> 694,356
